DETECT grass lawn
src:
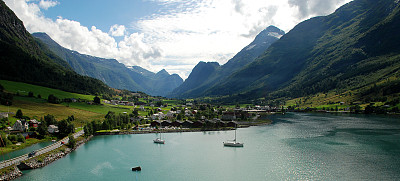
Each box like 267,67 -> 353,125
61,102 -> 132,115
0,97 -> 103,126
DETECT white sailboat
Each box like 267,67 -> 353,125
223,125 -> 243,147
153,122 -> 165,144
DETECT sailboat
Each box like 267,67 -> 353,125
153,121 -> 165,144
223,125 -> 243,147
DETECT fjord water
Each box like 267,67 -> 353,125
17,113 -> 400,180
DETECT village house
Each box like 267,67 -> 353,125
0,112 -> 13,119
22,132 -> 37,139
48,125 -> 59,133
161,120 -> 172,127
226,121 -> 238,128
192,120 -> 205,128
182,120 -> 194,128
28,119 -> 39,128
151,112 -> 165,120
12,120 -> 29,132
150,120 -> 162,127
166,111 -> 176,119
184,110 -> 193,117
222,112 -> 236,121
171,120 -> 183,127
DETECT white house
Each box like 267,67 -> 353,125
12,120 -> 29,132
151,112 -> 165,120
48,125 -> 59,133
166,111 -> 176,118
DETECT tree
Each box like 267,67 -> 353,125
93,96 -> 101,104
48,94 -> 59,104
17,134 -> 25,143
16,109 -> 23,119
44,114 -> 56,126
58,119 -> 75,137
68,135 -> 76,149
132,109 -> 139,118
37,123 -> 48,138
0,134 -> 11,147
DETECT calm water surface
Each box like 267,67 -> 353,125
17,113 -> 400,180
0,141 -> 52,161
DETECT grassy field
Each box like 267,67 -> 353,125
0,97 -> 103,127
61,102 -> 132,115
0,80 -> 94,100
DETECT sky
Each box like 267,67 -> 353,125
4,0 -> 352,79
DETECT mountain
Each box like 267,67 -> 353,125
169,26 -> 285,98
170,61 -> 220,98
0,1 -> 110,95
202,0 -> 400,103
32,33 -> 183,96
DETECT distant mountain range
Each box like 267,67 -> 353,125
32,33 -> 183,97
172,0 -> 400,103
169,26 -> 285,98
0,1 -> 110,95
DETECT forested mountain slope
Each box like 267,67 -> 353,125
205,0 -> 400,103
0,1 -> 111,95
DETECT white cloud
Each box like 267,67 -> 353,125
38,0 -> 59,10
4,0 -> 352,80
109,24 -> 126,37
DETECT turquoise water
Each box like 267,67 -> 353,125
17,113 -> 400,180
0,141 -> 52,161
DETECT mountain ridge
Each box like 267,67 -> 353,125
32,32 -> 183,96
169,25 -> 285,98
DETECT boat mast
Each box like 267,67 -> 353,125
234,124 -> 237,142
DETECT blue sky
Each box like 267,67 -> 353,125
42,0 -> 160,33
5,0 -> 352,79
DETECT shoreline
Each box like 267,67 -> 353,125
95,121 -> 272,135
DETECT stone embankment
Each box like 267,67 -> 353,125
0,167 -> 22,181
18,150 -> 70,170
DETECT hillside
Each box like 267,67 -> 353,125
169,26 -> 284,98
0,1 -> 110,95
32,33 -> 183,97
204,0 -> 400,103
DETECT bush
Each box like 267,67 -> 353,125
17,134 -> 25,143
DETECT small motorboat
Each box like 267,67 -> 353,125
132,166 -> 142,171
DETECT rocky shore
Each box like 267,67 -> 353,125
0,166 -> 22,181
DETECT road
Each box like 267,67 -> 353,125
0,130 -> 84,169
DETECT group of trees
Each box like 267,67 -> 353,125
0,84 -> 12,106
83,111 -> 137,137
34,114 -> 75,138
